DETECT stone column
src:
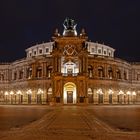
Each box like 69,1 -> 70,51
32,64 -> 36,78
58,57 -> 61,73
104,89 -> 109,104
24,66 -> 27,79
104,64 -> 107,78
112,65 -> 116,79
94,63 -> 98,79
42,62 -> 46,78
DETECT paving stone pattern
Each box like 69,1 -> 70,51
0,106 -> 140,140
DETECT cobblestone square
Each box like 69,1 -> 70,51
0,105 -> 140,140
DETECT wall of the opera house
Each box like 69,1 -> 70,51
0,80 -> 52,105
0,80 -> 139,105
0,88 -> 52,105
0,55 -> 140,105
87,83 -> 140,105
0,89 -> 139,105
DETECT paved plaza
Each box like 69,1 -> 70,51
0,105 -> 140,140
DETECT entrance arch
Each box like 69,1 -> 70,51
63,82 -> 76,104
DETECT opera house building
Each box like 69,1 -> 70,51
0,18 -> 140,105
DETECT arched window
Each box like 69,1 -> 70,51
117,90 -> 124,104
36,66 -> 42,78
19,70 -> 24,79
97,89 -> 103,104
0,74 -> 4,81
88,65 -> 93,78
124,71 -> 127,80
98,94 -> 103,104
88,88 -> 93,103
37,88 -> 43,104
108,67 -> 113,79
108,89 -> 113,104
137,74 -> 140,81
27,89 -> 32,104
98,66 -> 104,78
27,67 -> 32,79
47,66 -> 53,78
14,72 -> 17,80
47,87 -> 52,102
116,69 -> 121,79
16,90 -> 23,104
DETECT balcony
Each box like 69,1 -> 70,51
62,73 -> 78,77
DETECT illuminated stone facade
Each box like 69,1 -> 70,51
0,18 -> 140,105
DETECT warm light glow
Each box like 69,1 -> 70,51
27,89 -> 32,94
63,82 -> 76,104
10,91 -> 14,95
126,91 -> 131,95
108,89 -> 113,95
37,88 -> 43,94
48,88 -> 52,94
88,88 -> 92,94
4,91 -> 8,95
97,89 -> 103,94
118,90 -> 124,95
17,90 -> 22,95
132,91 -> 136,96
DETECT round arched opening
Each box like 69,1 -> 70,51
63,82 -> 76,104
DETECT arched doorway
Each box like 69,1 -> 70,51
63,82 -> 76,104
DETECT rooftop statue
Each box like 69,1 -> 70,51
63,17 -> 77,36
63,17 -> 77,30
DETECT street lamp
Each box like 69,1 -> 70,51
27,89 -> 32,94
97,88 -> 103,94
37,88 -> 44,94
108,89 -> 113,94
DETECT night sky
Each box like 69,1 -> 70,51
0,0 -> 140,62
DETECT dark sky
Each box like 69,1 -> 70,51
0,0 -> 140,62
